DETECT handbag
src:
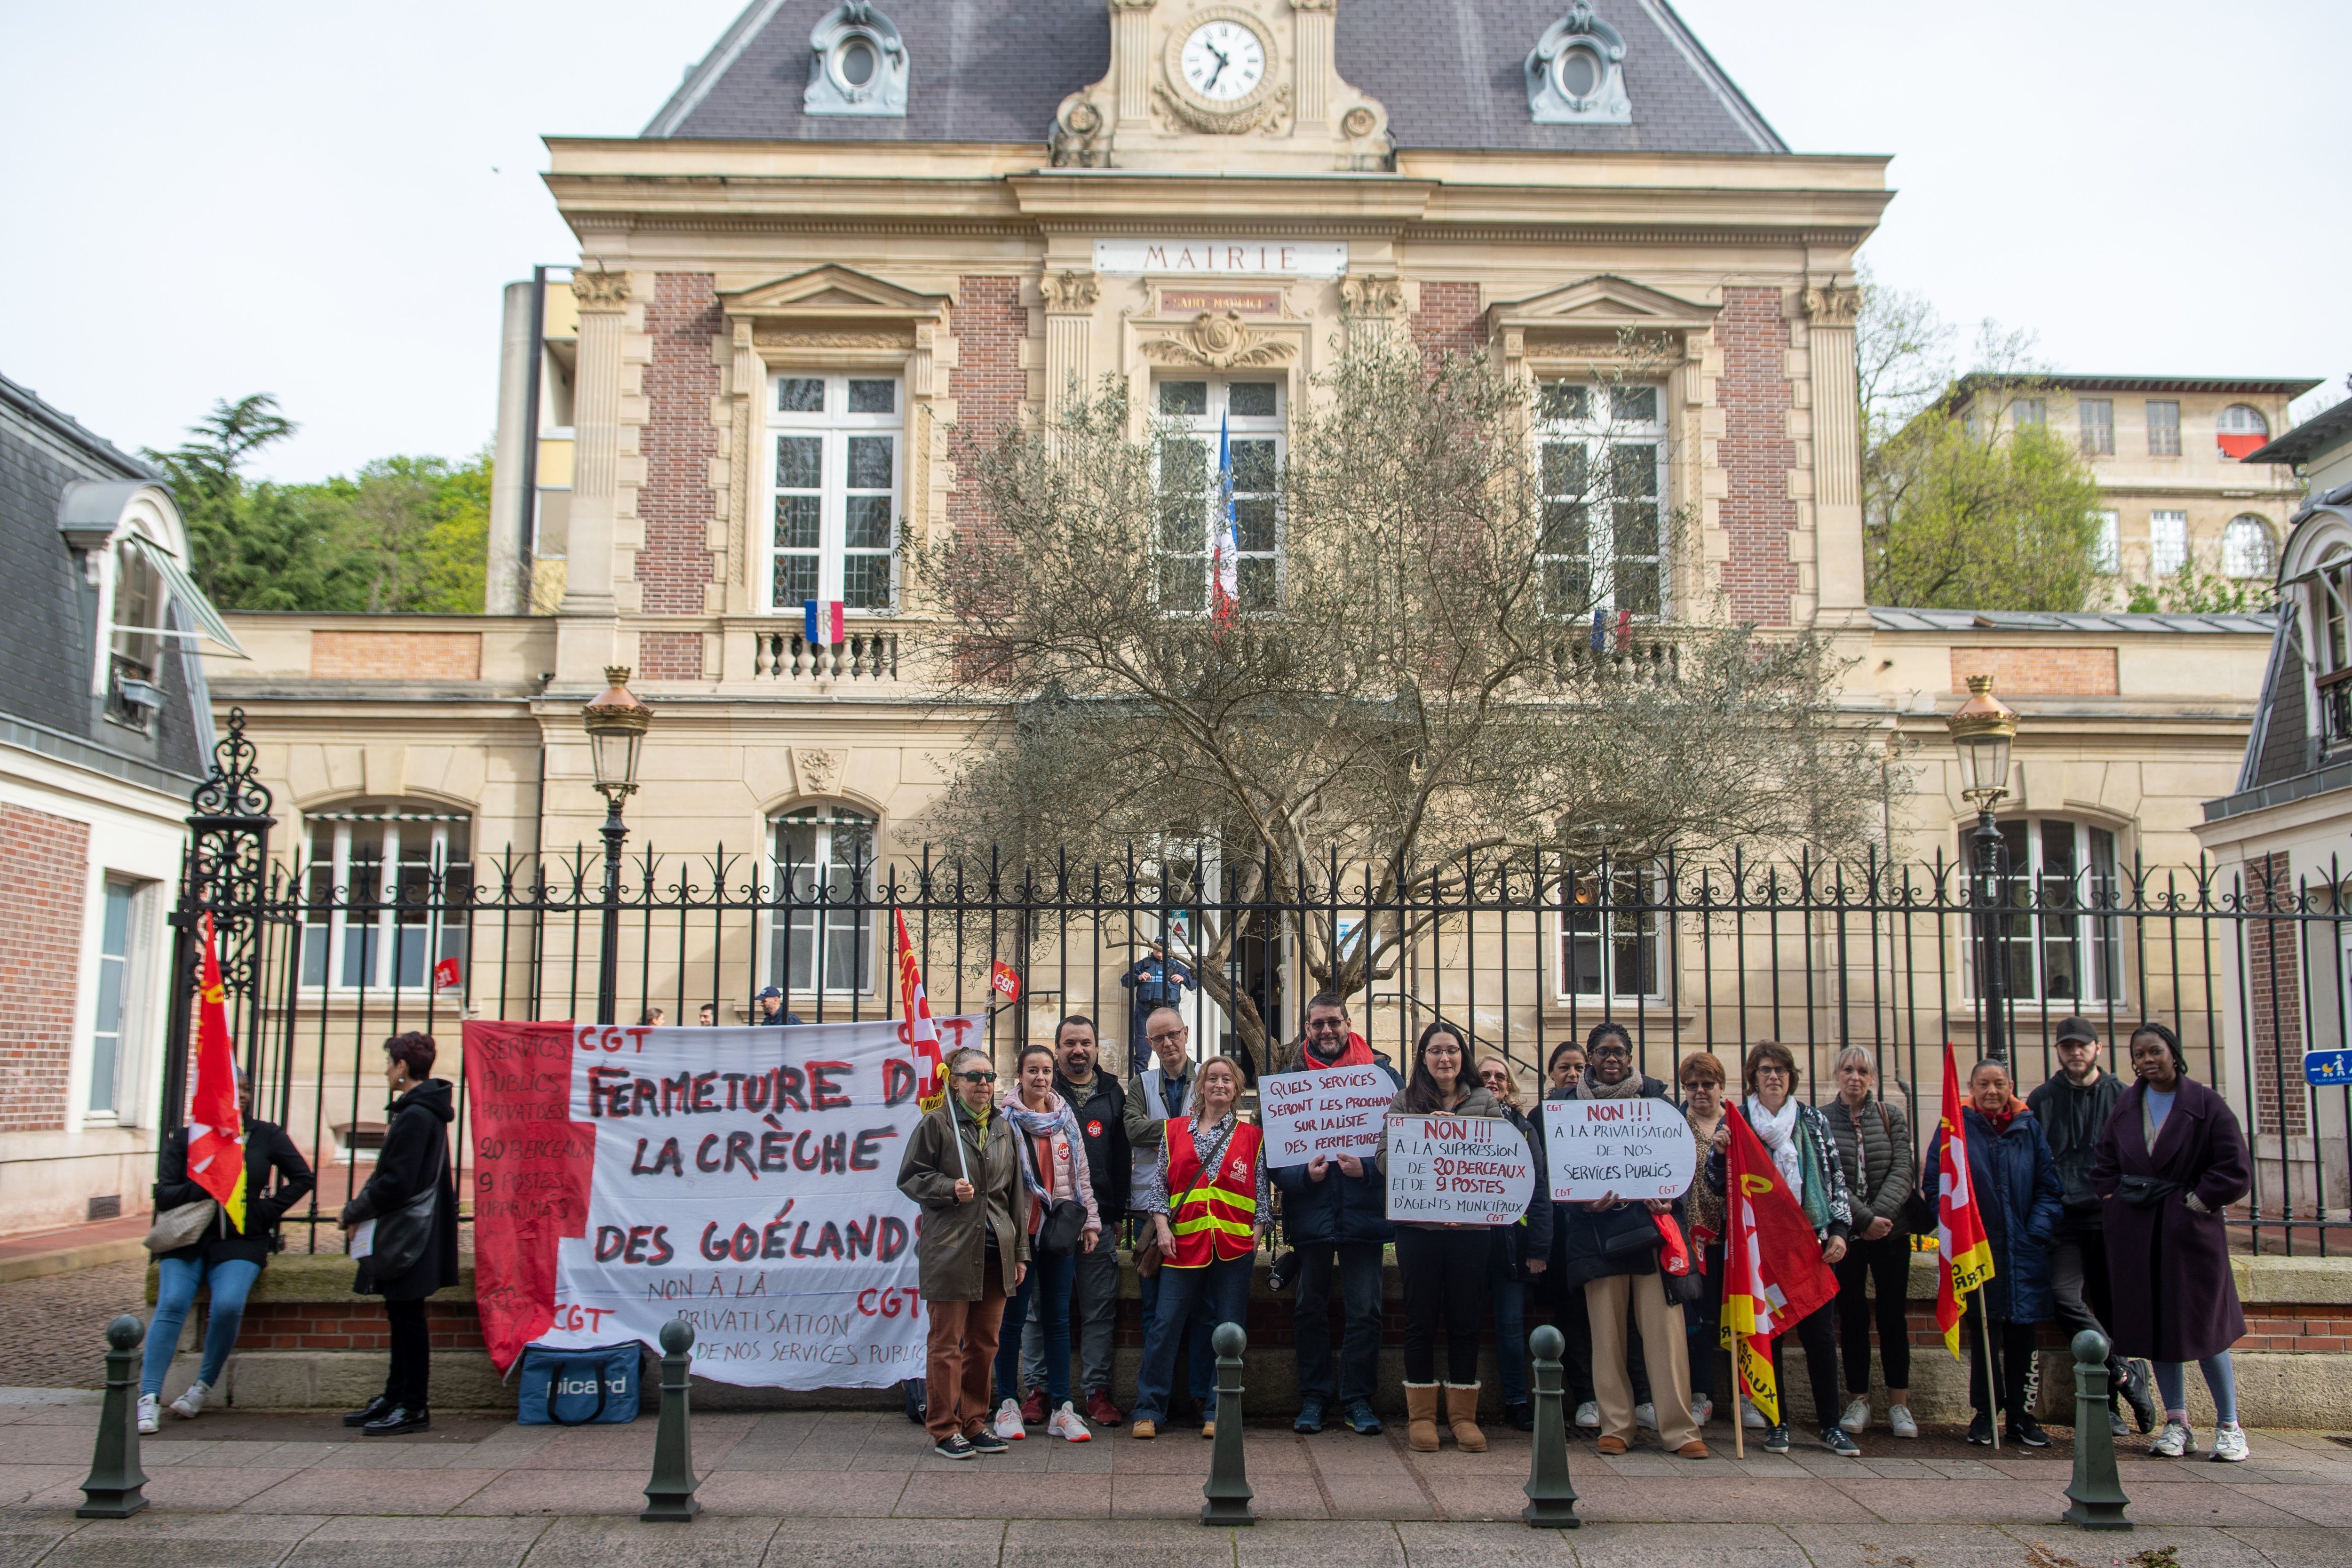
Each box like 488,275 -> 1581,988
361,1133 -> 445,1280
515,1342 -> 640,1425
2117,1174 -> 2183,1209
1137,1120 -> 1235,1277
1653,1211 -> 1707,1304
1593,1200 -> 1665,1260
144,1199 -> 218,1255
1021,1133 -> 1089,1258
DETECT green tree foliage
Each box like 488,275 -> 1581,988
146,396 -> 490,613
2124,549 -> 2275,615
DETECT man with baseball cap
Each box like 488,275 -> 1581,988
754,986 -> 803,1026
2027,1015 -> 2156,1434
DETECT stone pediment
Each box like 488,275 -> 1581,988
1486,275 -> 1720,338
720,265 -> 948,322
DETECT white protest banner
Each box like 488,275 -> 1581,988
1257,1064 -> 1394,1166
465,1014 -> 984,1390
1545,1097 -> 1696,1203
1383,1114 -> 1535,1225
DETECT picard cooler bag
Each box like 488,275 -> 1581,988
515,1342 -> 642,1425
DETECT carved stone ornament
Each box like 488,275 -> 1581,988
1038,270 -> 1101,312
751,327 -> 916,350
1341,104 -> 1378,138
1339,274 -> 1405,319
1290,0 -> 1335,10
1155,80 -> 1291,136
571,268 -> 632,308
793,748 -> 848,794
804,1 -> 908,118
1142,311 -> 1298,370
1527,2 -> 1632,126
1051,95 -> 1109,168
1803,284 -> 1863,326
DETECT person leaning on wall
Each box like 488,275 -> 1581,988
338,1032 -> 459,1436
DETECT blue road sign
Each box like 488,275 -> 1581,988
2306,1050 -> 2352,1086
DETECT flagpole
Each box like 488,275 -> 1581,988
1730,1358 -> 1746,1460
1977,1304 -> 2001,1451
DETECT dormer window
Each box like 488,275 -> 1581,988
1529,3 -> 1633,125
804,2 -> 907,118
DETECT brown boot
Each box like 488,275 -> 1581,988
1405,1382 -> 1441,1452
1444,1383 -> 1487,1453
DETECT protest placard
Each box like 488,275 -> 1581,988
1258,1064 -> 1395,1166
1383,1113 -> 1535,1225
1544,1097 -> 1696,1202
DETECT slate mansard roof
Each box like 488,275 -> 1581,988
644,0 -> 1787,155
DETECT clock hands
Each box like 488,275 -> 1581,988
1202,42 -> 1229,91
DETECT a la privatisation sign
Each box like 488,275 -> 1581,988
1545,1097 -> 1696,1203
464,1015 -> 982,1389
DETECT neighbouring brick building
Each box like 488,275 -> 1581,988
1,373 -> 239,1234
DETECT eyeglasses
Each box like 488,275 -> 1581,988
1682,1078 -> 1722,1092
1588,1045 -> 1629,1059
1146,1029 -> 1188,1044
1752,1064 -> 1790,1077
956,1071 -> 997,1084
1306,1017 -> 1348,1031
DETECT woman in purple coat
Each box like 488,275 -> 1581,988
2089,1021 -> 2252,1463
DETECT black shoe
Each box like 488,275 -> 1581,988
967,1427 -> 1010,1455
1820,1425 -> 1862,1457
1506,1402 -> 1535,1433
342,1394 -> 395,1429
1268,1250 -> 1299,1291
361,1404 -> 429,1436
2118,1361 -> 2157,1434
933,1434 -> 977,1461
2007,1417 -> 2052,1449
1763,1425 -> 1791,1454
1292,1402 -> 1325,1434
1966,1412 -> 1994,1446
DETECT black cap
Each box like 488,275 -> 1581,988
2053,1015 -> 2099,1044
756,986 -> 783,1001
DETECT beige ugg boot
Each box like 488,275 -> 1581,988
1444,1383 -> 1487,1453
1405,1381 -> 1441,1452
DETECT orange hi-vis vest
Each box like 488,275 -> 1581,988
1165,1117 -> 1261,1268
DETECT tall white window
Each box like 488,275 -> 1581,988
88,880 -> 143,1119
104,541 -> 164,733
767,374 -> 901,615
1537,382 -> 1667,618
2011,398 -> 2046,429
1978,818 -> 2125,1005
2078,398 -> 2114,456
301,808 -> 471,992
2146,400 -> 2181,457
771,806 -> 875,995
2091,510 -> 2121,574
1555,867 -> 1664,1001
2222,515 -> 2276,581
2150,510 -> 2188,576
1153,378 -> 1282,613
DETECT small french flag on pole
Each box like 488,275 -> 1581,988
803,599 -> 845,645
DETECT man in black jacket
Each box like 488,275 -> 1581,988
2027,1015 -> 2156,1435
1016,1015 -> 1132,1428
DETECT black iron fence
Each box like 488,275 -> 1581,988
167,714 -> 2349,1255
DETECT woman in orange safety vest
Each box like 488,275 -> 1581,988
1127,1054 -> 1266,1441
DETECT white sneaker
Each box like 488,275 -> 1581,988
1047,1401 -> 1092,1443
1633,1401 -> 1657,1430
2151,1419 -> 2194,1458
1690,1397 -> 1715,1427
1573,1400 -> 1601,1429
1888,1404 -> 1918,1440
136,1393 -> 159,1435
2209,1422 -> 2249,1463
1838,1396 -> 1870,1434
1741,1397 -> 1767,1430
991,1398 -> 1027,1441
169,1380 -> 209,1419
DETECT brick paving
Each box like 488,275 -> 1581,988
0,1397 -> 2347,1566
0,1259 -> 148,1388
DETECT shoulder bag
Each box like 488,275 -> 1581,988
1135,1119 -> 1233,1279
363,1129 -> 446,1279
144,1199 -> 218,1255
1021,1132 -> 1090,1258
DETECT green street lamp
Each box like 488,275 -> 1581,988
1948,675 -> 2018,1063
583,666 -> 652,1026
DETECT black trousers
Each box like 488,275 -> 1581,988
1766,1301 -> 1840,1431
1293,1242 -> 1385,1409
1835,1234 -> 1912,1393
383,1298 -> 431,1409
1962,1297 -> 2039,1423
1394,1229 -> 1489,1385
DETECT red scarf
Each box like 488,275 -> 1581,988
1306,1031 -> 1375,1069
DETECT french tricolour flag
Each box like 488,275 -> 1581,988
1211,413 -> 1240,625
803,599 -> 845,645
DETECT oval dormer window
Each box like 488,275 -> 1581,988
804,3 -> 907,118
836,35 -> 877,88
1556,44 -> 1601,100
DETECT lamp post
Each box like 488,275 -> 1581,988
582,666 -> 652,1027
1947,675 -> 2018,1064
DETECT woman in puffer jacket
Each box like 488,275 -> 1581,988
989,1043 -> 1102,1444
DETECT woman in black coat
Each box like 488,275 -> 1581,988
339,1031 -> 460,1435
2089,1021 -> 2253,1463
139,1069 -> 314,1432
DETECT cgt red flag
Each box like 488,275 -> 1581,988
1718,1104 -> 1837,1427
187,914 -> 248,1232
988,961 -> 1021,1004
894,909 -> 946,1112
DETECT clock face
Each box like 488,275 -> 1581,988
1180,20 -> 1266,103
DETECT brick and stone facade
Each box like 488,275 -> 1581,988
0,803 -> 88,1135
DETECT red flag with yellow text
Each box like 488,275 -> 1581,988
187,914 -> 248,1232
1718,1104 -> 1837,1426
1932,1041 -> 1996,1357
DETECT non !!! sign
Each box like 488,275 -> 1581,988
1384,1114 -> 1535,1225
1545,1097 -> 1696,1203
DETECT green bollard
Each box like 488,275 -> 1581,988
640,1320 -> 700,1522
1522,1325 -> 1581,1529
78,1315 -> 148,1519
1200,1321 -> 1255,1527
2061,1329 -> 2131,1531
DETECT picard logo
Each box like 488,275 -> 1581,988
554,1376 -> 624,1397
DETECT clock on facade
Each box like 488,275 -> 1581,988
1180,18 -> 1266,103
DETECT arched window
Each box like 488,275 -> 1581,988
2217,404 -> 2270,459
1970,817 -> 2124,1004
300,804 -> 471,992
2222,515 -> 2277,581
771,805 -> 875,995
103,538 -> 165,732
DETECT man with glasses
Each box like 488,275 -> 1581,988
1272,994 -> 1396,1435
1121,1006 -> 1216,1425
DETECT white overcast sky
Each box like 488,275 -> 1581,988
1,1 -> 2345,482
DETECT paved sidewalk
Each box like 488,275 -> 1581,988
3,1399 -> 2347,1566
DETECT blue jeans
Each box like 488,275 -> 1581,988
142,1256 -> 262,1396
1489,1264 -> 1529,1406
1138,1260 -> 1218,1409
1133,1256 -> 1251,1425
995,1248 -> 1077,1405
